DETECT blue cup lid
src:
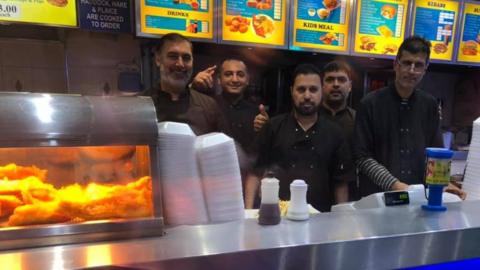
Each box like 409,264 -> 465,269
426,147 -> 454,159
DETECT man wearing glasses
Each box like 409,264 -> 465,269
354,36 -> 466,199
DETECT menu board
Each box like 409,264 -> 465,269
411,0 -> 459,61
137,0 -> 214,39
221,0 -> 287,47
456,2 -> 480,64
353,0 -> 409,57
0,0 -> 77,27
290,0 -> 352,53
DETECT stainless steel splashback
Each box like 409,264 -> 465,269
0,92 -> 158,147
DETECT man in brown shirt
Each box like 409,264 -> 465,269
152,33 -> 228,135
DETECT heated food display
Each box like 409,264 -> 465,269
0,164 -> 153,227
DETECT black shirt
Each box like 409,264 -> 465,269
255,113 -> 352,212
151,89 -> 229,135
354,85 -> 443,196
215,93 -> 259,154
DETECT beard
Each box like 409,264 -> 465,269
294,101 -> 318,116
160,66 -> 192,91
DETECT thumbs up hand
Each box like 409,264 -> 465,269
254,104 -> 270,132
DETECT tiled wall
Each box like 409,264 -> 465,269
0,30 -> 140,95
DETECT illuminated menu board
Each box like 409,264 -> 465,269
353,0 -> 409,57
456,2 -> 480,64
137,0 -> 214,40
290,0 -> 352,53
0,0 -> 77,27
411,0 -> 459,61
221,0 -> 287,47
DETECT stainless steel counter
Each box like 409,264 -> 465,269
2,200 -> 480,270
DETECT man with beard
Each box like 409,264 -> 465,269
354,36 -> 466,199
248,64 -> 352,211
318,61 -> 358,200
151,33 -> 227,135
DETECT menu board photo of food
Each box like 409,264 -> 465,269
290,0 -> 352,52
137,0 -> 214,39
221,0 -> 287,46
411,0 -> 459,61
0,0 -> 77,27
456,2 -> 480,64
353,0 -> 408,56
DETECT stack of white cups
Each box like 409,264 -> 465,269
157,122 -> 208,225
195,133 -> 245,223
462,117 -> 480,200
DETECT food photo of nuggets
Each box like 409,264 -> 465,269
319,32 -> 337,44
47,0 -> 68,7
381,5 -> 396,19
225,16 -> 250,33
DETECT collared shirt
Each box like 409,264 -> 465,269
151,88 -> 229,135
354,85 -> 442,196
255,113 -> 352,212
318,105 -> 356,150
214,93 -> 259,154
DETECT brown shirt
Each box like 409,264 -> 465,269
152,88 -> 229,135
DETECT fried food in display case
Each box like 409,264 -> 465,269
0,147 -> 153,227
0,93 -> 163,251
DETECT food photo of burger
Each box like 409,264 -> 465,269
462,40 -> 478,56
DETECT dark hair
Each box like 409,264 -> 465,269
219,58 -> 249,74
321,60 -> 352,80
397,36 -> 431,63
154,33 -> 192,55
292,63 -> 321,83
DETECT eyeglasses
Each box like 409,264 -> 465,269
397,60 -> 426,72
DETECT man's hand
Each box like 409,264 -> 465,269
254,104 -> 269,132
390,180 -> 409,191
444,182 -> 467,200
191,65 -> 217,92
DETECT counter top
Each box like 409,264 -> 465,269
2,200 -> 480,269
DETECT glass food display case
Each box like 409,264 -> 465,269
0,93 -> 163,251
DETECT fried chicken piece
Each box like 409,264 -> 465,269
0,163 -> 47,181
58,177 -> 153,221
0,195 -> 23,218
8,201 -> 71,226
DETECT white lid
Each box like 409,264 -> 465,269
196,132 -> 233,148
291,179 -> 307,187
158,122 -> 194,136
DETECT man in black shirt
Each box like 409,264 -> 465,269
318,60 -> 358,200
250,64 -> 352,212
151,33 -> 228,135
354,36 -> 466,199
192,58 -> 259,204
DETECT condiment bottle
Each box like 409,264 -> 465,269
286,179 -> 309,221
258,174 -> 281,225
